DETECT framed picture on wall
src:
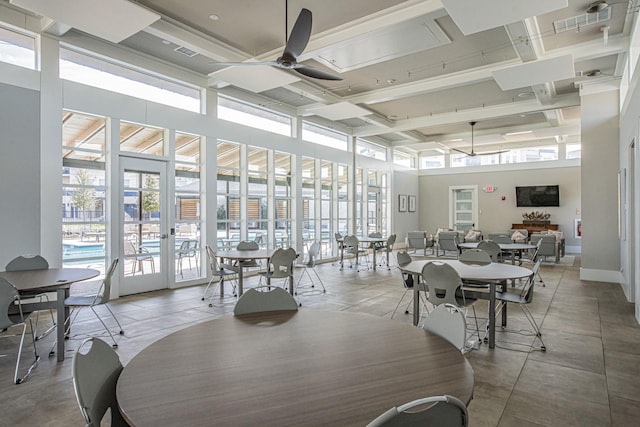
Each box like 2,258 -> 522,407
408,195 -> 416,212
398,194 -> 407,212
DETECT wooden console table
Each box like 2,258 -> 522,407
512,223 -> 558,235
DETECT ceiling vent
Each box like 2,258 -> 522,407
553,7 -> 611,33
174,46 -> 198,57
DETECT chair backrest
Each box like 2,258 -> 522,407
438,231 -> 460,251
253,234 -> 265,246
366,395 -> 468,427
385,234 -> 397,250
458,248 -> 492,265
530,234 -> 557,256
178,240 -> 191,253
343,235 -> 359,249
98,259 -> 119,305
421,262 -> 465,307
396,251 -> 412,266
5,255 -> 49,271
124,241 -> 137,256
305,241 -> 321,267
423,303 -> 467,352
206,244 -> 218,270
236,240 -> 259,251
406,231 -> 426,249
0,278 -> 20,329
477,240 -> 501,262
233,287 -> 299,315
267,248 -> 297,278
488,233 -> 511,244
520,260 -> 542,303
72,337 -> 127,427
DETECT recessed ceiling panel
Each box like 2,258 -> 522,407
492,54 -> 575,90
441,0 -> 567,35
309,11 -> 451,73
212,66 -> 300,93
307,102 -> 372,120
10,0 -> 160,43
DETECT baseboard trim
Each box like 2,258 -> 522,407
579,268 -> 623,284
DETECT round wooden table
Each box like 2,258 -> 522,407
400,259 -> 532,348
217,249 -> 277,295
0,267 -> 100,361
117,310 -> 474,426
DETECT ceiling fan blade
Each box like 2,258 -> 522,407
476,149 -> 510,156
283,8 -> 312,60
293,64 -> 342,80
450,147 -> 471,156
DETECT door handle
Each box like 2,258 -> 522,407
160,233 -> 168,239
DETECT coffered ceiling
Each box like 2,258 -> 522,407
5,0 -> 636,155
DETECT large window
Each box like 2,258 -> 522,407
59,48 -> 200,112
274,151 -> 292,249
502,146 -> 558,163
0,25 -> 35,69
420,154 -> 445,169
218,95 -> 291,136
320,161 -> 333,256
302,121 -> 348,151
247,146 -> 268,246
566,143 -> 581,160
301,157 -> 316,245
174,131 -> 202,281
120,121 -> 164,156
451,153 -> 500,167
393,150 -> 414,168
357,138 -> 387,161
62,111 -> 107,272
336,164 -> 349,238
216,141 -> 241,249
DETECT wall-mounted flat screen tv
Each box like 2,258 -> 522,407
515,185 -> 560,207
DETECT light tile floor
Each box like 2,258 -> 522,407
1,254 -> 639,426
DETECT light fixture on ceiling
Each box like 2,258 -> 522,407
505,130 -> 533,136
587,1 -> 611,13
209,14 -> 220,21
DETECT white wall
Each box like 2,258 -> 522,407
393,170 -> 420,246
581,89 -> 622,284
0,83 -> 41,267
418,166 -> 581,249
620,38 -> 640,317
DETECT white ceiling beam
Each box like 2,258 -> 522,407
353,93 -> 580,137
346,60 -> 517,105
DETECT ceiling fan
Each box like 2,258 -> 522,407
213,4 -> 342,81
450,122 -> 509,157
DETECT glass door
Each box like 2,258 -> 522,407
119,157 -> 169,295
450,186 -> 478,233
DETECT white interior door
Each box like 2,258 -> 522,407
450,186 -> 478,232
119,157 -> 169,295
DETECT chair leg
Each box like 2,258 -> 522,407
391,289 -> 410,319
520,305 -> 546,351
90,306 -> 122,348
13,320 -> 40,384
